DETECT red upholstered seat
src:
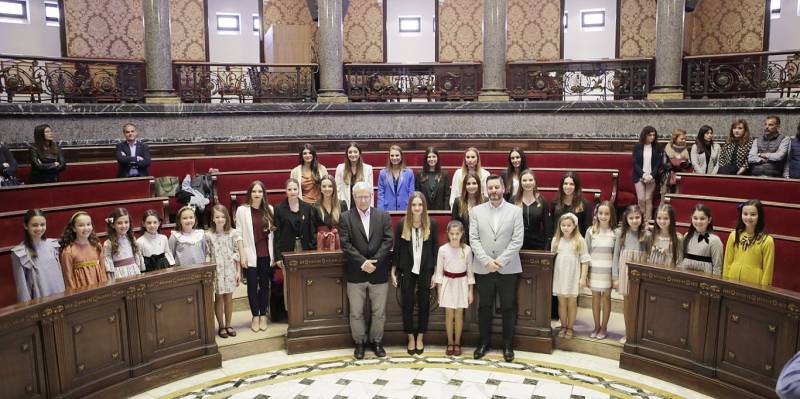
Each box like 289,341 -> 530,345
0,197 -> 169,249
676,173 -> 800,204
0,177 -> 154,213
665,194 -> 800,238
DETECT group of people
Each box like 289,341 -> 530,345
633,116 -> 799,222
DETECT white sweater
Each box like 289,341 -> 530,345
234,204 -> 276,268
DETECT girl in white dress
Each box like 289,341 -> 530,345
647,204 -> 683,267
205,205 -> 243,339
432,220 -> 474,356
584,201 -> 617,340
551,212 -> 590,339
136,210 -> 175,271
103,208 -> 144,279
613,205 -> 649,344
679,204 -> 723,275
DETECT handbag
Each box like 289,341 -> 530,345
316,226 -> 340,251
154,176 -> 180,197
0,175 -> 23,187
718,163 -> 738,175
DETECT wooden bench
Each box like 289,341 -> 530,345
676,173 -> 800,204
665,193 -> 800,238
0,176 -> 154,213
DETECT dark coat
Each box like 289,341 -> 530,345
392,217 -> 439,277
28,145 -> 65,184
415,170 -> 450,210
274,199 -> 317,262
115,140 -> 151,177
0,144 -> 18,177
632,143 -> 665,183
339,207 -> 393,284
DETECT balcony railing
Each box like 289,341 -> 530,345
506,58 -> 654,101
0,54 -> 146,103
684,50 -> 800,99
173,62 -> 317,103
343,62 -> 482,102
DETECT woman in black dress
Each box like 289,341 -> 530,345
451,174 -> 486,242
415,146 -> 450,210
513,169 -> 552,250
29,124 -> 66,184
313,175 -> 348,251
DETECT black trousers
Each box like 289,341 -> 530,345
245,256 -> 272,317
400,271 -> 432,334
475,272 -> 519,346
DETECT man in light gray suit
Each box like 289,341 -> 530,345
469,174 -> 524,362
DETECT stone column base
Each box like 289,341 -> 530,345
316,92 -> 349,103
647,89 -> 685,100
144,95 -> 181,104
478,92 -> 510,102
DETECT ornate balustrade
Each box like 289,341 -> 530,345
0,54 -> 146,103
172,62 -> 317,103
684,50 -> 800,99
343,62 -> 482,102
506,58 -> 654,101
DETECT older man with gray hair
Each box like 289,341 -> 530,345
339,181 -> 393,359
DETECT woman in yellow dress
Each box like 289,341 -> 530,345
723,199 -> 775,286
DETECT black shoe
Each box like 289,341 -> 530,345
415,347 -> 424,355
503,344 -> 515,362
354,343 -> 365,360
372,341 -> 386,357
473,344 -> 490,359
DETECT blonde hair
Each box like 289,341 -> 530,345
671,128 -> 687,145
209,204 -> 233,233
316,175 -> 341,226
460,147 -> 482,177
400,192 -> 431,241
551,213 -> 586,255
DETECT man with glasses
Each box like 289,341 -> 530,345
115,123 -> 151,178
339,182 -> 393,359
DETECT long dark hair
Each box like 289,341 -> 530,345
513,168 -> 542,207
683,203 -> 714,256
106,207 -> 139,256
457,174 -> 485,219
619,205 -> 646,246
22,209 -> 47,259
246,180 -> 275,232
419,146 -> 444,183
298,144 -> 322,183
734,199 -> 767,248
695,125 -> 713,154
60,211 -> 102,253
316,175 -> 341,226
33,124 -> 58,155
649,204 -> 680,266
639,125 -> 658,145
555,171 -> 585,214
343,142 -> 365,185
504,147 -> 528,190
727,119 -> 751,144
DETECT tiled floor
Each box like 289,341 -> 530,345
134,348 -> 713,399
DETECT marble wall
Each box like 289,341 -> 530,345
437,0 -> 483,62
1,100 -> 797,146
344,0 -> 384,63
617,0 -> 656,58
64,0 -> 206,61
688,0 -> 766,55
507,0 -> 561,61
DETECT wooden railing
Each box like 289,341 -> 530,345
343,62 -> 482,102
684,50 -> 800,99
172,62 -> 317,103
0,54 -> 146,103
506,57 -> 655,101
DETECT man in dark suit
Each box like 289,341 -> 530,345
339,181 -> 393,359
115,123 -> 151,177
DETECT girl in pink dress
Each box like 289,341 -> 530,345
432,220 -> 474,356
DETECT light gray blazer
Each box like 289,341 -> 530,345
468,200 -> 524,275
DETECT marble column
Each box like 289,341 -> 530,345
478,0 -> 509,102
142,0 -> 178,103
648,0 -> 685,99
316,0 -> 348,103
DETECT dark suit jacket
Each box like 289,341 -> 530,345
415,170 -> 450,210
0,144 -> 17,177
115,141 -> 151,177
274,199 -> 317,262
632,143 -> 664,183
392,218 -> 438,277
339,207 -> 393,284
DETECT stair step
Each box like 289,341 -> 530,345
213,310 -> 288,361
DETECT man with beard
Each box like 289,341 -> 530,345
469,174 -> 524,362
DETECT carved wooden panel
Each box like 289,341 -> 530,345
303,274 -> 347,322
0,325 -> 46,399
716,298 -> 797,393
638,283 -> 699,364
145,285 -> 202,356
515,252 -> 552,330
59,301 -> 128,392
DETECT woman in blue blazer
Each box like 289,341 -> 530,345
377,145 -> 415,211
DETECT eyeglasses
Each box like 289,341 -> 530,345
354,195 -> 372,200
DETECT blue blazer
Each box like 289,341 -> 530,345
377,168 -> 415,211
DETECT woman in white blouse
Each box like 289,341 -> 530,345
334,142 -> 373,210
690,125 -> 721,174
448,147 -> 490,208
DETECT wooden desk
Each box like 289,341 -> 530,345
621,262 -> 800,399
283,250 -> 555,354
0,265 -> 220,399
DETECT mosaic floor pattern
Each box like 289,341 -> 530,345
151,350 -> 702,399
